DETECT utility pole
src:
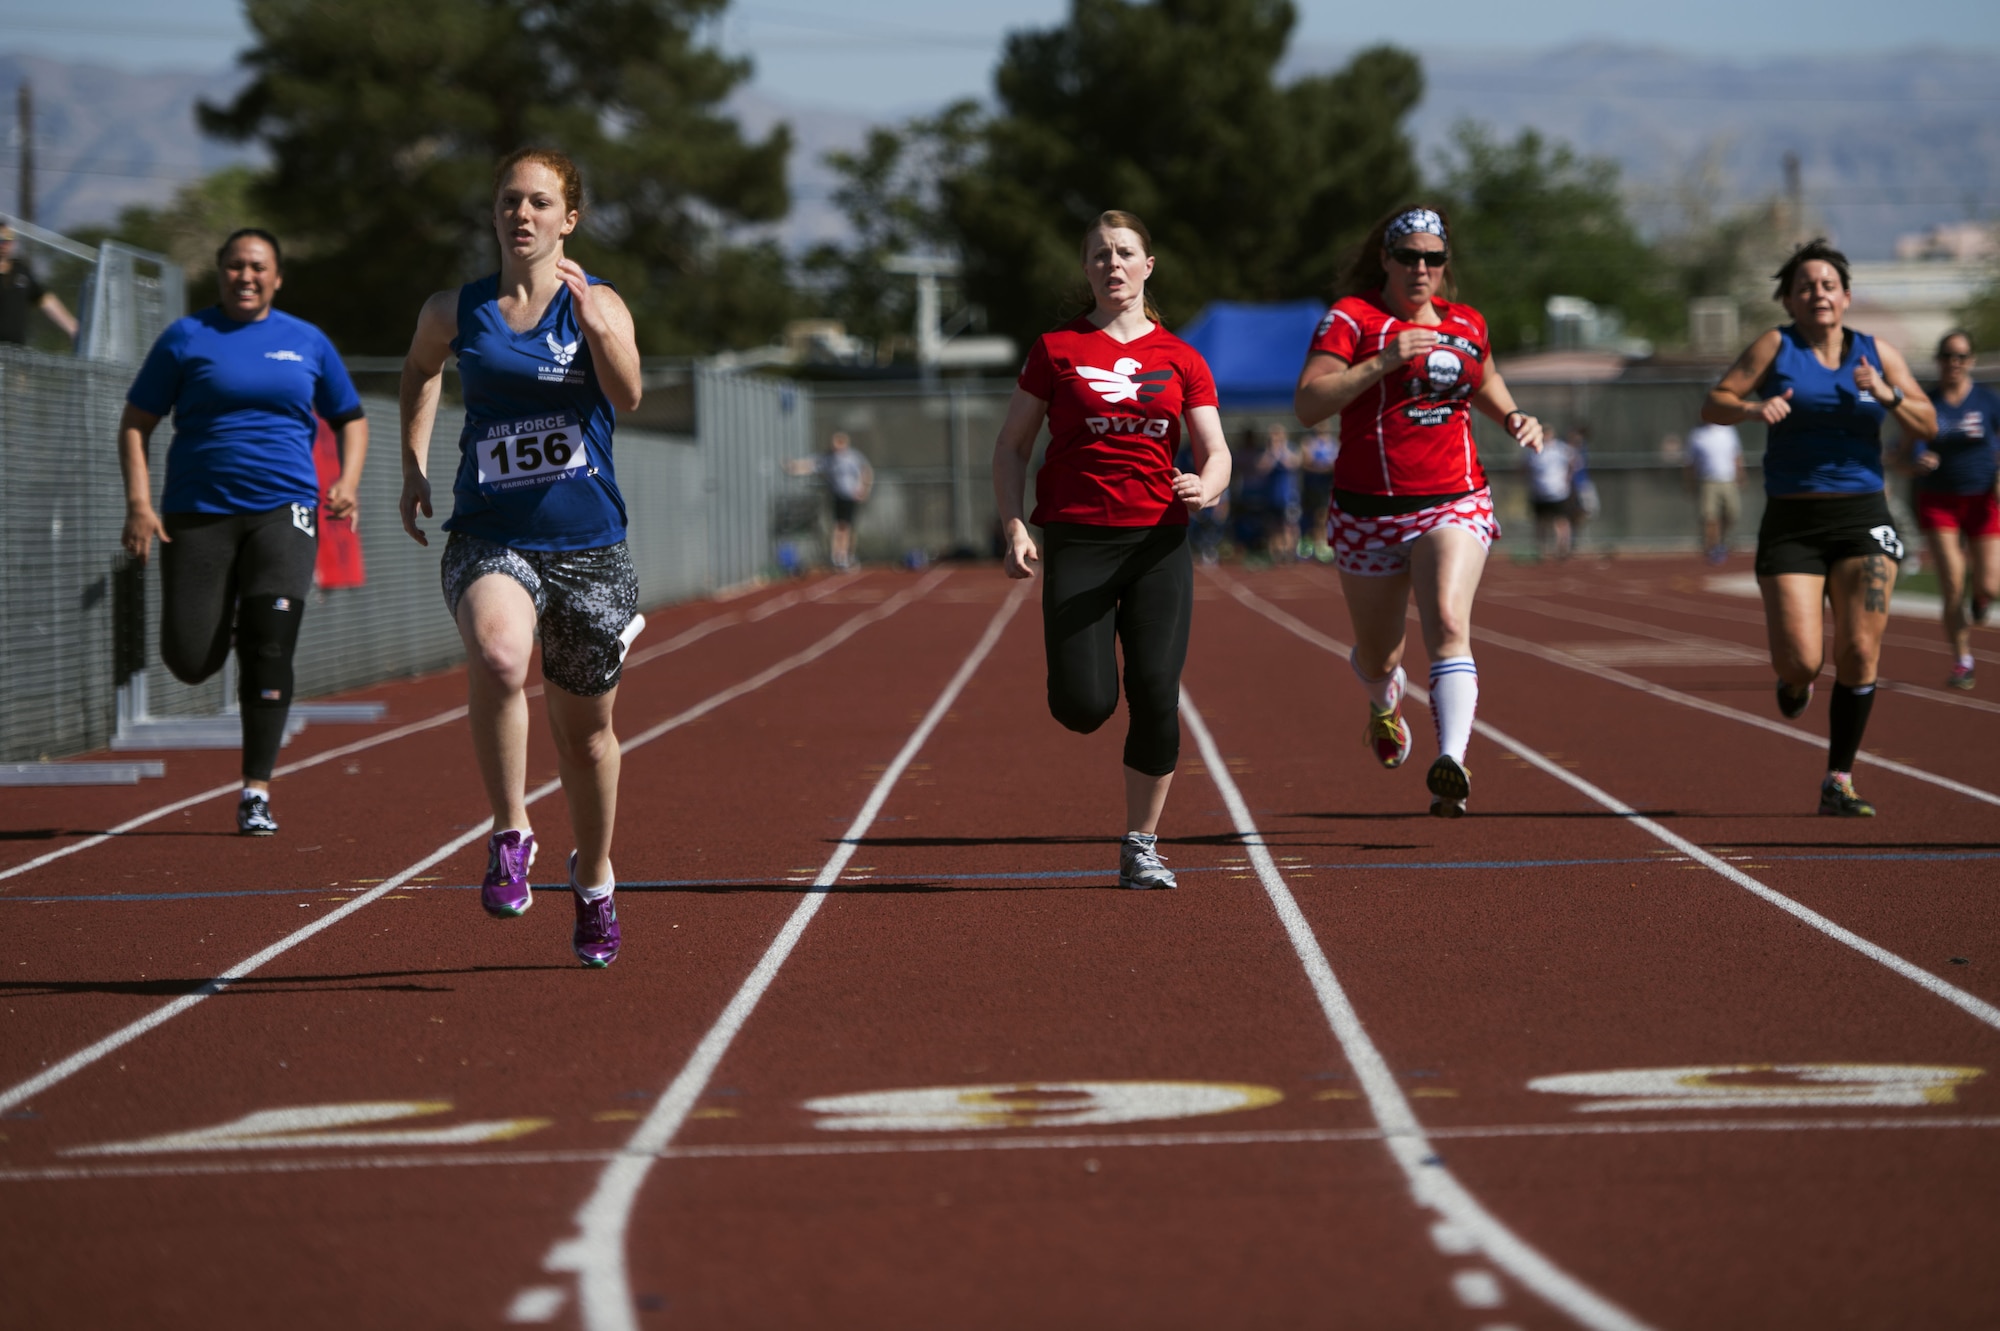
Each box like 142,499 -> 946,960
17,80 -> 34,224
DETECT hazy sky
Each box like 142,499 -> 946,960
2,0 -> 1996,113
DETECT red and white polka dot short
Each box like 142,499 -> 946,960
1328,488 -> 1501,577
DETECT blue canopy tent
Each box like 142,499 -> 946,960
1175,299 -> 1327,411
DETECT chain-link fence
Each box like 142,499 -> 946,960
813,374 -> 1797,559
1,359 -> 814,763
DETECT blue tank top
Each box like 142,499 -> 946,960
443,272 -> 626,551
1759,325 -> 1889,496
1914,382 -> 2000,496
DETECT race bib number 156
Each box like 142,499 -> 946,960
475,413 -> 589,493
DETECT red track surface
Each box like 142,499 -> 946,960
2,557 -> 1996,1329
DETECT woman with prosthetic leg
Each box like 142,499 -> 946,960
400,148 -> 644,965
118,228 -> 367,835
1704,239 -> 1935,815
1295,206 -> 1544,816
993,210 -> 1231,888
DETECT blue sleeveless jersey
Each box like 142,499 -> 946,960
1914,382 -> 2000,496
1759,325 -> 1889,496
443,272 -> 626,550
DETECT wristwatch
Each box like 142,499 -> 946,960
1887,384 -> 1906,408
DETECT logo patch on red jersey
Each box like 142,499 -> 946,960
1077,357 -> 1173,405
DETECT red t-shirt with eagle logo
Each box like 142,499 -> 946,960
1017,317 -> 1219,527
1309,292 -> 1491,496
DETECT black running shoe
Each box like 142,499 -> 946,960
1776,680 -> 1813,720
1818,775 -> 1875,818
237,792 -> 279,836
1426,754 -> 1469,817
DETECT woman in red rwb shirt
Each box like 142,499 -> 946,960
1294,204 -> 1546,818
993,209 -> 1231,890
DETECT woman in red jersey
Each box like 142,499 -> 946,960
993,209 -> 1232,889
1295,205 -> 1544,817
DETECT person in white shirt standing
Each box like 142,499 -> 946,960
1686,420 -> 1744,564
1521,430 -> 1578,560
788,432 -> 873,570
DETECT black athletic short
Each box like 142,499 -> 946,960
1755,492 -> 1904,577
1531,498 -> 1570,520
831,495 -> 859,524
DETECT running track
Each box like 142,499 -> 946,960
1,557 -> 1995,1329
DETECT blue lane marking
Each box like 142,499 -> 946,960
6,850 -> 1997,904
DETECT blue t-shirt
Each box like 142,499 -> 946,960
127,306 -> 362,514
1914,382 -> 2000,496
443,273 -> 625,551
1759,325 -> 1889,496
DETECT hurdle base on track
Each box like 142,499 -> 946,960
289,702 -> 387,724
0,762 -> 167,786
109,716 -> 306,751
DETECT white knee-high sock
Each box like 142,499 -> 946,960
1351,653 -> 1406,711
1428,657 -> 1478,762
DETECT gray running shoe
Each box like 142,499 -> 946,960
1118,832 -> 1177,890
236,792 -> 278,836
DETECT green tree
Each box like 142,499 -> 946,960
800,101 -> 983,353
1957,279 -> 2000,354
939,0 -> 1421,344
1432,122 -> 1676,354
199,0 -> 792,354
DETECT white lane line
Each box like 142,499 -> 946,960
0,579 -> 845,887
1220,577 -> 2000,1035
1497,593 -> 2000,718
0,573 -> 952,1118
539,582 -> 1029,1331
10,1114 -> 2000,1184
1180,689 -> 1654,1331
1469,621 -> 2000,809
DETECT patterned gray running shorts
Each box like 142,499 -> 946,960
441,532 -> 641,697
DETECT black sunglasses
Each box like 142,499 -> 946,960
1939,351 -> 1972,362
1388,246 -> 1448,268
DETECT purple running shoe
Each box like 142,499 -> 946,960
481,829 -> 536,918
570,852 -> 621,968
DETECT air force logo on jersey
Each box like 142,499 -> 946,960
539,333 -> 584,383
1078,357 -> 1173,405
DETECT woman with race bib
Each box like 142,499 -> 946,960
399,148 -> 644,965
1295,205 -> 1544,817
993,210 -> 1231,889
1703,238 -> 1935,816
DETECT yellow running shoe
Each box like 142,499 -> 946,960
1365,702 -> 1413,769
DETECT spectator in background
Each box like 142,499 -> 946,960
1566,424 -> 1600,549
1256,423 -> 1302,562
1177,435 -> 1228,565
1230,426 -> 1274,563
1522,427 -> 1578,559
786,431 -> 872,570
1298,419 -> 1338,561
0,224 -> 79,346
1686,418 -> 1744,563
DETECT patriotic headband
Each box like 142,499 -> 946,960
1384,208 -> 1446,247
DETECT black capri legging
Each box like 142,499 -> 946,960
160,505 -> 318,781
1041,521 -> 1193,777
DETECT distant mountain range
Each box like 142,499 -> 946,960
4,43 -> 1995,261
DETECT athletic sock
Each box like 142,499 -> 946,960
1427,657 -> 1478,763
1351,654 -> 1405,711
240,788 -> 261,804
1827,681 -> 1876,774
575,872 -> 614,903
1958,654 -> 1975,671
